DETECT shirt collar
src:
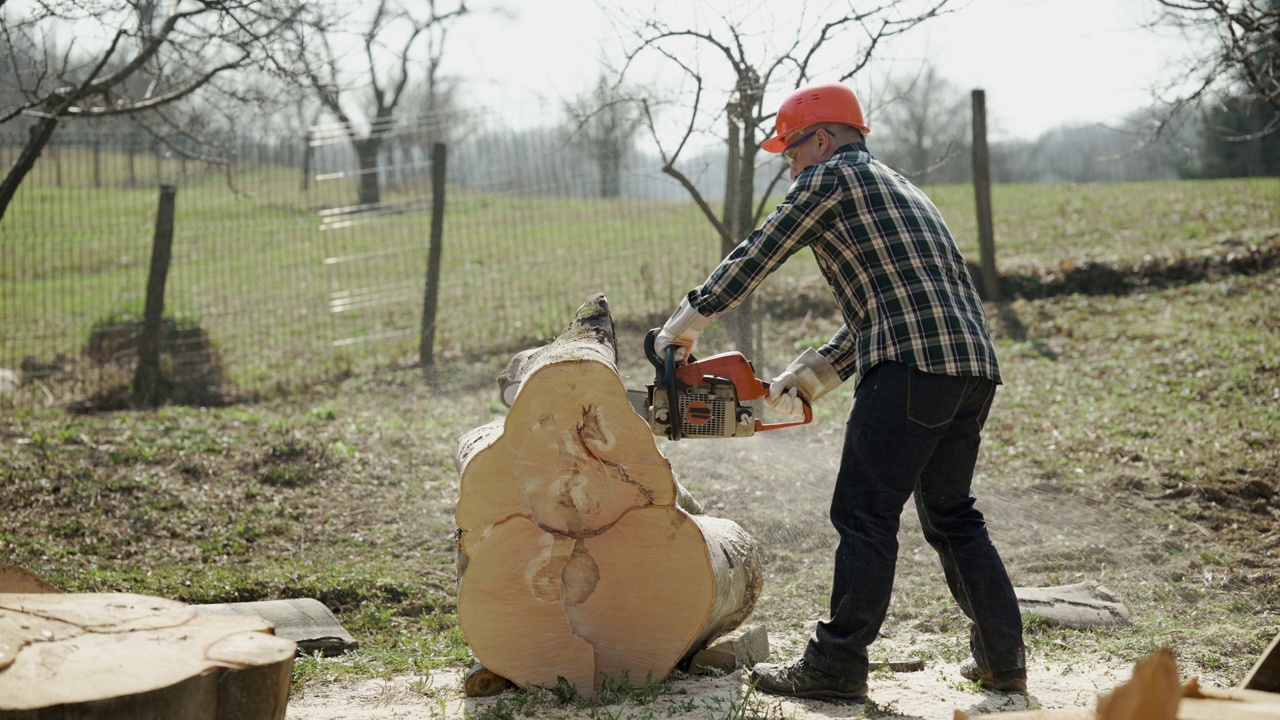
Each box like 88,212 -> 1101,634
832,141 -> 870,158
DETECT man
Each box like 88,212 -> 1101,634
653,83 -> 1026,702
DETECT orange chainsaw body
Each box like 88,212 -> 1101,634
641,329 -> 812,441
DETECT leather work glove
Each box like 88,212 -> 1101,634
654,297 -> 712,364
766,348 -> 842,417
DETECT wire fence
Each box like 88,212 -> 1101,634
1,102 -> 740,405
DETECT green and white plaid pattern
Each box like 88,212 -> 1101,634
688,142 -> 1000,388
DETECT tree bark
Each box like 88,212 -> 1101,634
354,137 -> 382,207
0,117 -> 60,223
454,294 -> 763,697
0,592 -> 295,719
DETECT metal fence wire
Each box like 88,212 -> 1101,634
1,102 -> 739,405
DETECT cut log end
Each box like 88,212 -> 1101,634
0,592 -> 295,720
455,295 -> 763,696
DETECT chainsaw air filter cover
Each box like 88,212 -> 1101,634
676,384 -> 743,438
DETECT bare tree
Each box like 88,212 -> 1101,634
874,63 -> 967,183
287,0 -> 467,209
1141,0 -> 1280,146
617,0 -> 951,355
564,75 -> 644,198
0,0 -> 302,221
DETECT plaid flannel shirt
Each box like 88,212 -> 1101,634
687,142 -> 1000,388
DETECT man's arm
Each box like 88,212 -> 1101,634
818,325 -> 858,382
764,324 -> 857,417
687,168 -> 841,316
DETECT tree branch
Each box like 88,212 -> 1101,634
67,57 -> 249,116
662,163 -> 728,240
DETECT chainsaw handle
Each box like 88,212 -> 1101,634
664,344 -> 681,441
644,328 -> 684,441
644,328 -> 663,369
643,327 -> 696,369
757,380 -> 814,432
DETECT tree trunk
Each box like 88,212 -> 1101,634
354,137 -> 382,207
720,111 -> 758,359
0,592 -> 295,719
454,294 -> 763,697
0,116 -> 60,224
599,151 -> 621,198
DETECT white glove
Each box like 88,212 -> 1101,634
654,297 -> 712,363
766,348 -> 842,417
766,382 -> 808,418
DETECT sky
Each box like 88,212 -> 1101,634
447,0 -> 1204,143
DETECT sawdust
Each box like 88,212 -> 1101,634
286,654 -> 1140,719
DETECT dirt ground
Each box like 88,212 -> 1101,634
4,282 -> 1274,720
277,296 -> 1278,719
286,658 -> 1136,720
283,406 -> 1268,719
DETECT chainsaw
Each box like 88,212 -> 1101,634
626,328 -> 812,441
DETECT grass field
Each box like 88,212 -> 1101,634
2,159 -> 1278,398
2,256 -> 1278,716
3,162 -> 1279,715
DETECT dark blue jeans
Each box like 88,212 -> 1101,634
802,361 -> 1025,680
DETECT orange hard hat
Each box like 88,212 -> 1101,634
761,83 -> 870,153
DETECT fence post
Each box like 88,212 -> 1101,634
419,142 -> 447,370
93,141 -> 102,188
971,89 -> 1000,301
302,132 -> 312,192
133,185 -> 177,405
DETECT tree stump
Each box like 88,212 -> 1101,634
0,592 -> 295,719
455,294 -> 763,697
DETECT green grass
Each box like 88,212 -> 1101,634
3,156 -> 1279,715
924,178 -> 1280,268
667,269 -> 1280,692
2,152 -> 1277,397
3,269 -> 1278,712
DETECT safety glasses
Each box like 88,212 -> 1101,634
782,129 -> 819,163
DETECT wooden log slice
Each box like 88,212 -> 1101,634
455,295 -> 763,696
0,592 -> 295,720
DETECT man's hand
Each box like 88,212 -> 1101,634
766,378 -> 808,417
654,297 -> 712,364
765,348 -> 843,417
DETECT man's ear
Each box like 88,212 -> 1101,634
817,128 -> 836,158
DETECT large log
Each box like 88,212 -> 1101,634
0,592 -> 295,720
455,294 -> 763,696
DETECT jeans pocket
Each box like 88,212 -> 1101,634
906,367 -> 968,429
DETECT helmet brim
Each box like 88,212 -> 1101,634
760,135 -> 787,153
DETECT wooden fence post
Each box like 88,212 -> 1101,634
302,132 -> 312,192
419,142 -> 447,370
133,185 -> 177,405
971,89 -> 1000,301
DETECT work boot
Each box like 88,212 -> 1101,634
960,661 -> 1027,693
748,658 -> 868,702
